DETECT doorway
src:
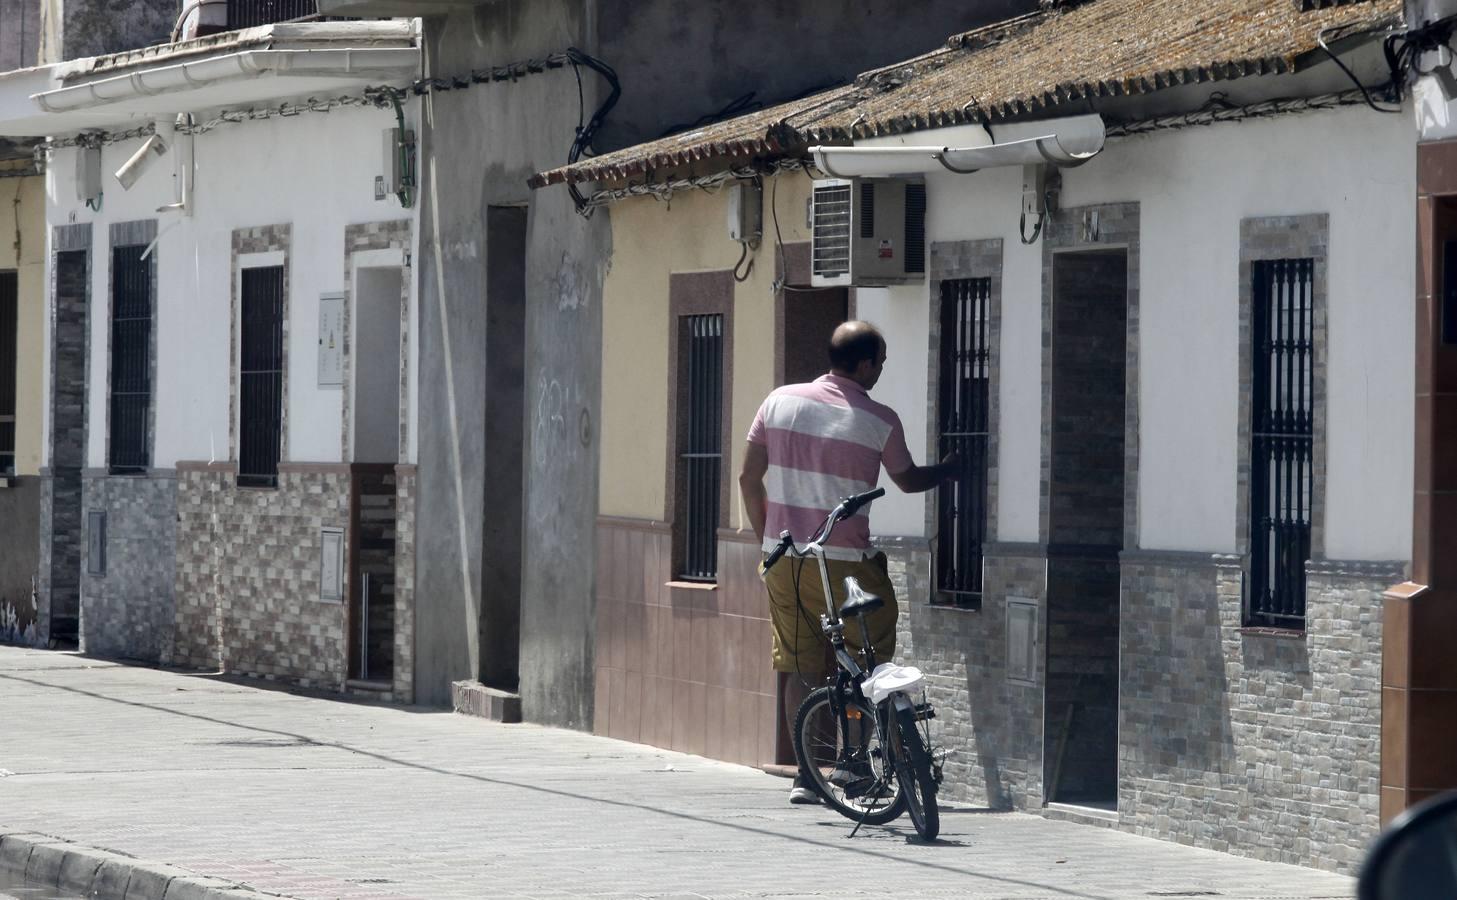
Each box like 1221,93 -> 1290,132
1044,249 -> 1126,808
480,206 -> 526,694
349,265 -> 403,683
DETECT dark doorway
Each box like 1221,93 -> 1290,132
481,206 -> 527,693
773,284 -> 849,765
1044,249 -> 1127,808
47,250 -> 87,647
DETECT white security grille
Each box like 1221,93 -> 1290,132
811,181 -> 852,281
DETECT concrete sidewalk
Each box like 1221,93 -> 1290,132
0,647 -> 1353,900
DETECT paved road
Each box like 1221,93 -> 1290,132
0,647 -> 1354,899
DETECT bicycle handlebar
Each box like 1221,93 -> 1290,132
759,487 -> 887,574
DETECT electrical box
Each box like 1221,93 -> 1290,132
810,177 -> 926,287
1021,164 -> 1047,220
76,145 -> 101,206
726,180 -> 762,243
377,127 -> 415,201
319,527 -> 345,602
317,293 -> 344,387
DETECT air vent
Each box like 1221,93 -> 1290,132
859,182 -> 875,239
904,182 -> 926,275
812,181 -> 853,282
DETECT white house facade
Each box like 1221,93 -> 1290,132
0,21 -> 423,699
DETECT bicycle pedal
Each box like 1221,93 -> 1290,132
843,776 -> 883,800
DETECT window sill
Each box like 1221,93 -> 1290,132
1238,626 -> 1305,640
928,599 -> 981,613
665,580 -> 718,591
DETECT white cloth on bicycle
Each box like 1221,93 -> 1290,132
862,662 -> 925,705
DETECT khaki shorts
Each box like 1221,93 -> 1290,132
762,551 -> 898,676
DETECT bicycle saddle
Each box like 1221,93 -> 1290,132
840,576 -> 885,617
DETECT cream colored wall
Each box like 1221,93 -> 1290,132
0,167 -> 46,477
598,173 -> 813,527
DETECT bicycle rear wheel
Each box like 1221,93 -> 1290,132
793,686 -> 905,825
894,704 -> 939,840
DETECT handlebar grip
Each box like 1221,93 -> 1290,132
840,486 -> 886,518
760,530 -> 793,573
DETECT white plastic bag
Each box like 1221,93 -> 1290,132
862,662 -> 925,705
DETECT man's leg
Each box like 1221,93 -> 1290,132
764,557 -> 828,805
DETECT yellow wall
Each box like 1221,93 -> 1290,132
599,172 -> 813,528
0,165 -> 46,477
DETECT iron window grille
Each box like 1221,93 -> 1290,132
109,247 -> 152,474
0,271 -> 16,475
239,267 -> 285,488
1248,258 -> 1314,628
935,278 -> 991,608
677,313 -> 723,582
226,0 -> 317,28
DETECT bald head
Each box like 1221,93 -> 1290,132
828,321 -> 887,389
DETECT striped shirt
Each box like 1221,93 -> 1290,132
746,373 -> 913,560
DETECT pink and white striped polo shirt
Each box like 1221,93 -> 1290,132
746,373 -> 913,560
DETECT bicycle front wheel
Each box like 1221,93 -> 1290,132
793,686 -> 905,825
894,704 -> 940,840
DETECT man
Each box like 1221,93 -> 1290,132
739,320 -> 957,804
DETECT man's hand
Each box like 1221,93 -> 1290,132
889,452 -> 963,494
738,441 -> 770,542
937,451 -> 961,479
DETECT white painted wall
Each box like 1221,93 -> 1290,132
855,284 -> 931,538
868,104 -> 1414,562
44,103 -> 421,470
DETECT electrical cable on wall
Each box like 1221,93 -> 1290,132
563,48 -> 621,216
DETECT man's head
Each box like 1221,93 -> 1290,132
828,320 -> 887,390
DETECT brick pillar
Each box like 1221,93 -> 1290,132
1385,142 -> 1457,822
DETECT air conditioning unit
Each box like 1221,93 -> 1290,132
810,177 -> 926,287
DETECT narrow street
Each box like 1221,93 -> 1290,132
0,647 -> 1353,900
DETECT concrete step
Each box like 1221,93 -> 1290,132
1040,801 -> 1119,829
452,680 -> 522,724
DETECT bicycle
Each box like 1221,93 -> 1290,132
760,486 -> 942,840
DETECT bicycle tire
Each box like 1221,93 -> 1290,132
894,704 -> 940,840
793,686 -> 906,825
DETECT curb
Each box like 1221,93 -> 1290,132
0,831 -> 262,900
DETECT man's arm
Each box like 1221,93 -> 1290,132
887,452 -> 960,494
738,441 -> 770,542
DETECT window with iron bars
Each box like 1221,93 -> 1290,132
1248,258 -> 1314,628
676,313 -> 723,582
226,0 -> 317,28
108,247 -> 152,475
0,271 -> 16,476
239,267 -> 285,488
934,278 -> 990,608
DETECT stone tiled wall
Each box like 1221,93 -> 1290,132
172,464 -> 349,689
79,471 -> 177,662
890,540 -> 1047,810
1119,551 -> 1392,873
